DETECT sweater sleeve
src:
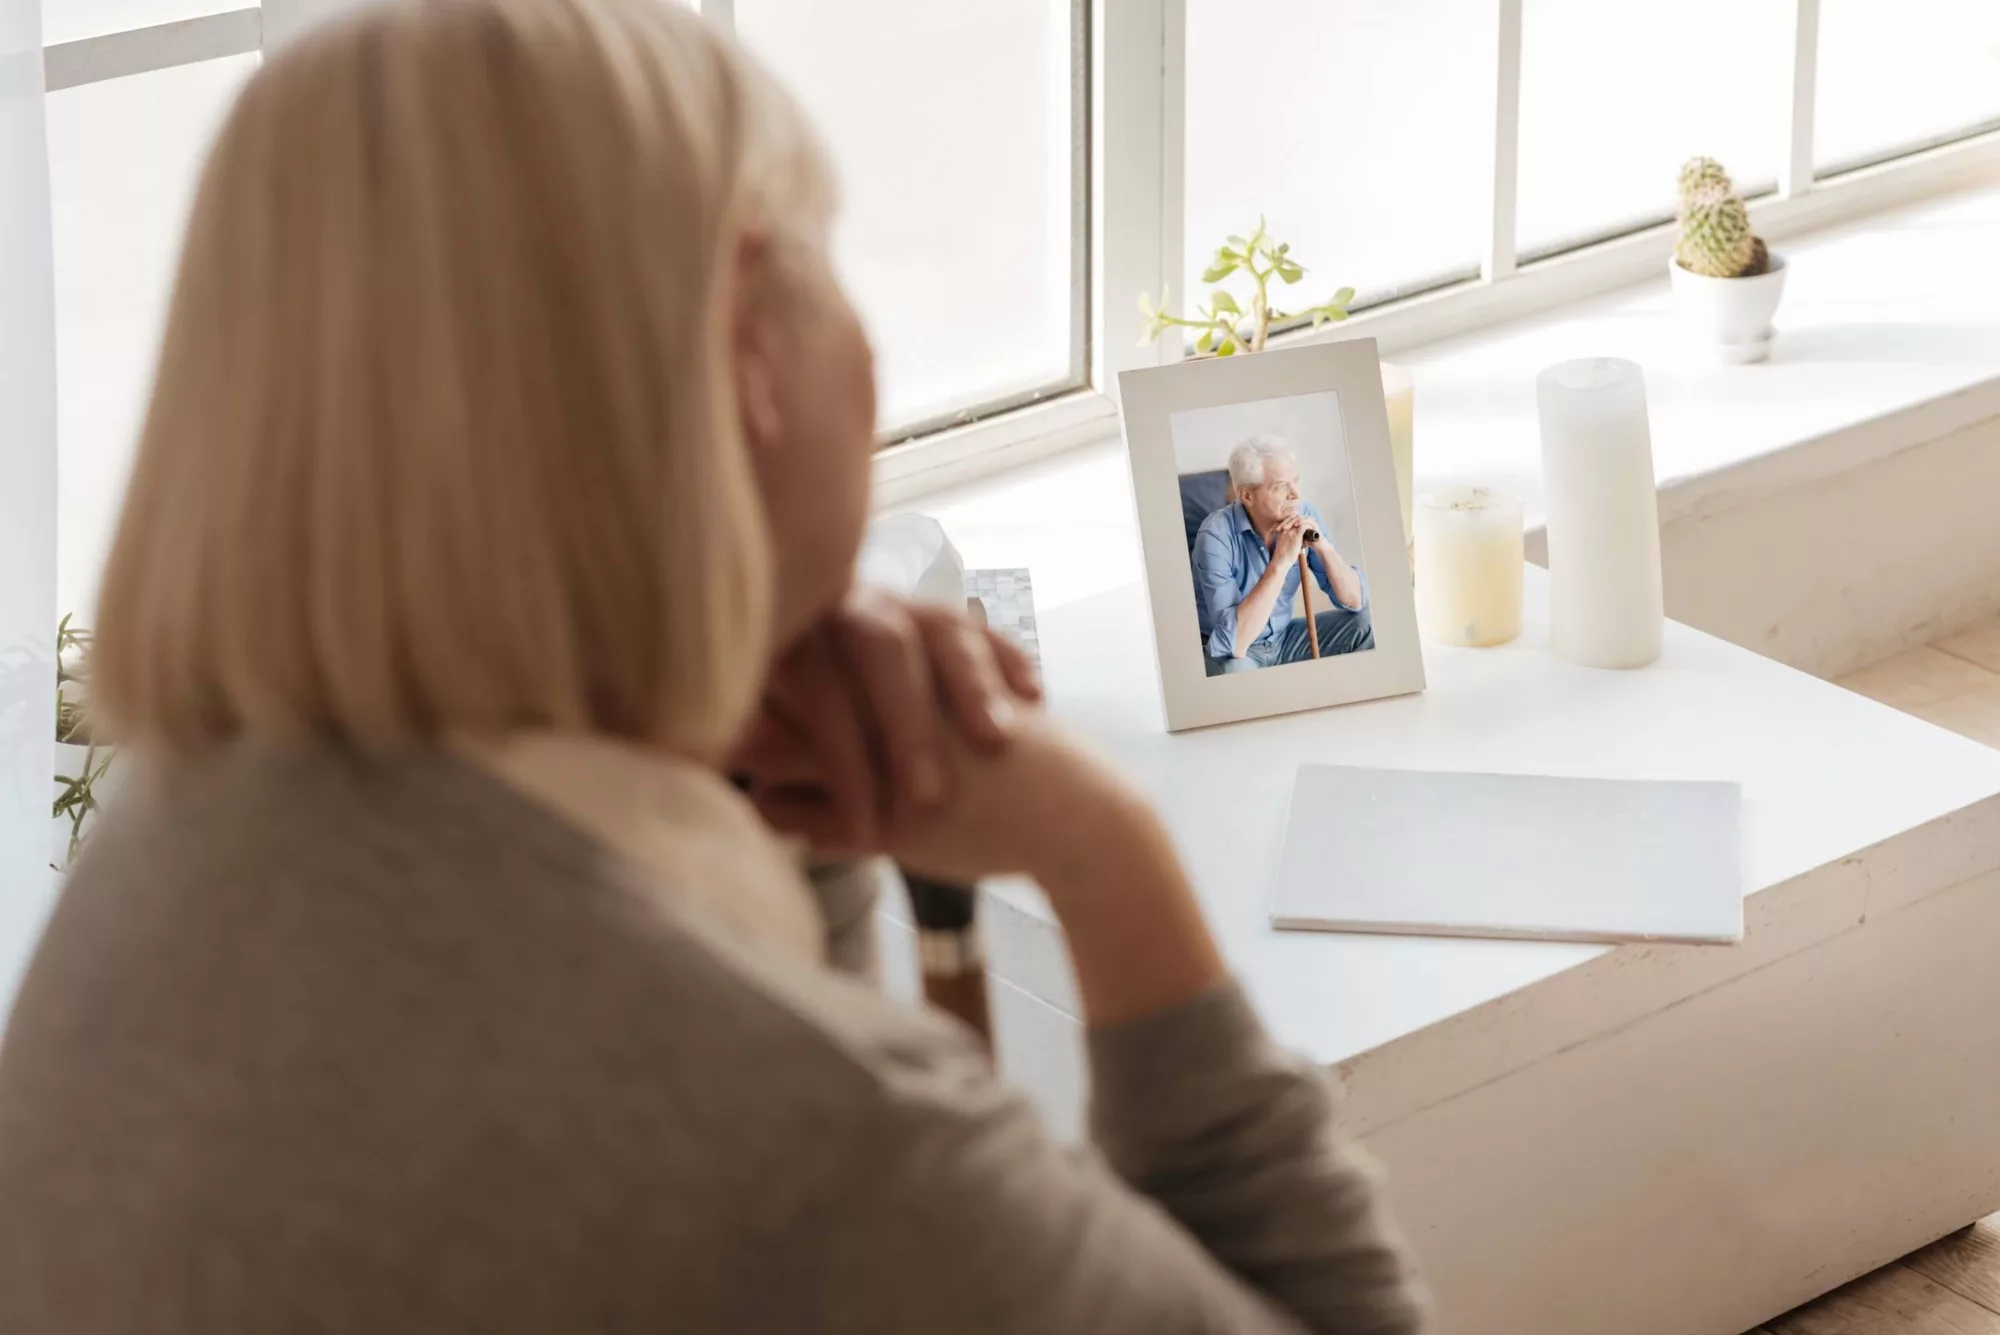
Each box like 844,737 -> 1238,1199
1090,983 -> 1425,1331
804,858 -> 889,981
811,981 -> 1429,1334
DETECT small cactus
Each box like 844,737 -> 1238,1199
1676,189 -> 1755,277
1674,155 -> 1766,279
1676,155 -> 1733,206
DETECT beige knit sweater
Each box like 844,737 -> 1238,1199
0,741 -> 1427,1333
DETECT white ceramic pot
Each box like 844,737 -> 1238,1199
1668,252 -> 1787,363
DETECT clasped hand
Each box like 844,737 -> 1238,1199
730,586 -> 1050,872
732,586 -> 1225,1026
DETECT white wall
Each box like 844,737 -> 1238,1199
1520,413 -> 2000,681
1166,388 -> 1367,570
0,0 -> 60,994
1658,416 -> 2000,679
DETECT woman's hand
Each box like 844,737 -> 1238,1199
888,717 -> 1228,1029
881,719 -> 1147,885
731,586 -> 1041,856
737,590 -> 1225,1028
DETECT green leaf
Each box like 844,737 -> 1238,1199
1276,262 -> 1305,284
1201,259 -> 1239,283
1226,234 -> 1248,249
1216,340 -> 1237,356
1196,329 -> 1215,354
1210,289 -> 1242,315
1332,286 -> 1356,305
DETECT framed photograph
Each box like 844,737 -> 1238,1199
1118,338 -> 1424,731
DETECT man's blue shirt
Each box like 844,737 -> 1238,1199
1190,500 -> 1367,660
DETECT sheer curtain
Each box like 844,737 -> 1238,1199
1,0 -> 59,1000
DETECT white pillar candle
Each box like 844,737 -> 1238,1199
1381,362 -> 1416,551
1536,357 -> 1664,668
1415,487 -> 1524,647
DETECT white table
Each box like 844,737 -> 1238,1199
950,565 -> 2000,1335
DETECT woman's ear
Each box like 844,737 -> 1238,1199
730,229 -> 784,455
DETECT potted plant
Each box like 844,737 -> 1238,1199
1138,221 -> 1418,551
53,613 -> 114,869
1669,156 -> 1786,363
1139,218 -> 1355,356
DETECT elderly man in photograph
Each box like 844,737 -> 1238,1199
1193,435 -> 1374,675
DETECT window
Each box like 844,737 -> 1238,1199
1515,0 -> 1792,260
1183,0 -> 1490,317
1815,0 -> 2000,176
734,0 -> 1086,439
37,0 -> 2000,511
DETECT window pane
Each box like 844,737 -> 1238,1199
1815,1 -> 2000,174
1184,0 -> 1489,322
736,1 -> 1081,435
1517,0 -> 1791,259
42,0 -> 249,46
47,54 -> 255,615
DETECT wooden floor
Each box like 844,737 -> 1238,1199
1837,617 -> 2000,748
1740,615 -> 2000,1333
1751,1217 -> 2000,1334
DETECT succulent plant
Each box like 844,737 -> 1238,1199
1676,155 -> 1734,205
53,613 -> 113,867
1676,189 -> 1756,278
1673,155 -> 1768,279
1139,218 -> 1353,357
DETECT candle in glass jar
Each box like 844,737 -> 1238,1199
1536,357 -> 1664,669
1380,362 -> 1415,550
1415,486 -> 1524,647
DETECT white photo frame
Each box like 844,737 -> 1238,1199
1118,338 -> 1424,731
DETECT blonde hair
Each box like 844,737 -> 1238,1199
94,0 -> 833,758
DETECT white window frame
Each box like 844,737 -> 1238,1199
876,0 -> 2000,500
43,7 -> 261,90
40,0 -> 342,90
41,0 -> 2000,503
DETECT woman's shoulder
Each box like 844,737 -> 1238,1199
44,740 -> 1007,1152
8,744 -> 1022,1285
5,749 -> 1043,1329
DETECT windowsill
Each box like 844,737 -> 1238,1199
1401,184 -> 2000,537
905,180 -> 2000,615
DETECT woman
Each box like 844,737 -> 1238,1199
0,1 -> 1427,1330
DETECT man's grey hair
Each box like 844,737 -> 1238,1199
1226,434 -> 1295,490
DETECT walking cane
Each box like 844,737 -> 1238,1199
1297,526 -> 1322,660
893,596 -> 1001,1054
903,871 -> 994,1053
